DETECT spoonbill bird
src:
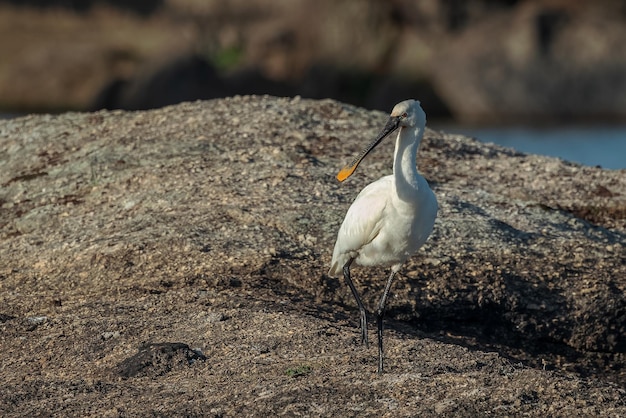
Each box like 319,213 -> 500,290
329,99 -> 438,373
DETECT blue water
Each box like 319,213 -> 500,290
437,125 -> 626,170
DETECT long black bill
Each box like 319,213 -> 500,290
336,116 -> 401,182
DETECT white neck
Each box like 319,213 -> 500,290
393,125 -> 423,201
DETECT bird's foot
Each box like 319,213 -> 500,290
360,326 -> 369,348
359,312 -> 369,347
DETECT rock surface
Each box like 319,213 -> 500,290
1,96 -> 625,416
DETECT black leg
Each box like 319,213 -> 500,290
376,270 -> 397,373
343,259 -> 368,347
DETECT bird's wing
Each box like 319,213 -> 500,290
328,177 -> 391,276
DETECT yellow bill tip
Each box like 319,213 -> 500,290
336,165 -> 357,182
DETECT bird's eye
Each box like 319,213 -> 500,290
402,112 -> 408,119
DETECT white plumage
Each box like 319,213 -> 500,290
329,99 -> 438,373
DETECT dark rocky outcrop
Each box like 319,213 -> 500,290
3,1 -> 626,122
432,1 -> 626,122
0,96 -> 624,416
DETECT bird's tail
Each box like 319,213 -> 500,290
328,250 -> 350,277
328,261 -> 341,278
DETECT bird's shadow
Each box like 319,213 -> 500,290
303,267 -> 619,383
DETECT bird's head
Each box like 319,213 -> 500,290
390,99 -> 426,130
336,99 -> 425,182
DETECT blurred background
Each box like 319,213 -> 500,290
1,0 -> 625,168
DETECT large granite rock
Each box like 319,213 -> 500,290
0,96 -> 624,416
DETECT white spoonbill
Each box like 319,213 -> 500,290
329,99 -> 438,373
